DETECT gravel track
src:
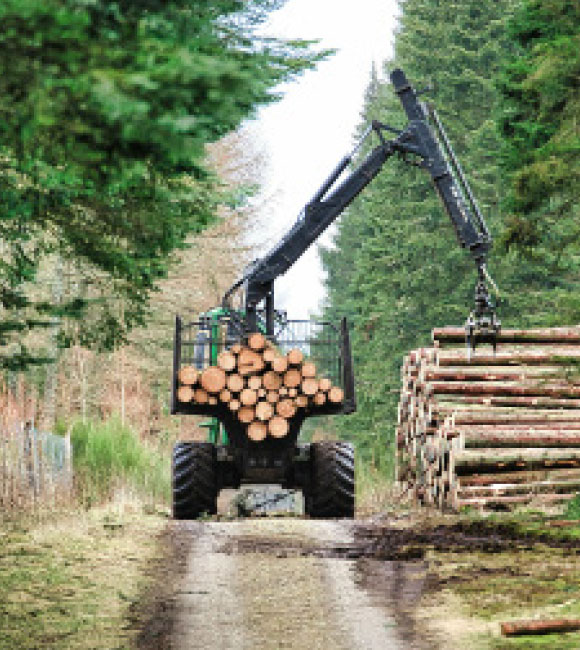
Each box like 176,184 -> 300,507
171,519 -> 413,650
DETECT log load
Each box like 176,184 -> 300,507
176,335 -> 344,442
397,327 -> 580,510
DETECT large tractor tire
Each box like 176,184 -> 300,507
306,441 -> 355,518
172,442 -> 218,519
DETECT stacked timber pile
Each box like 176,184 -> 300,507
397,327 -> 580,511
176,332 -> 344,441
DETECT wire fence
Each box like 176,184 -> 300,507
1,423 -> 73,510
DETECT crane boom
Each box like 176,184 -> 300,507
224,68 -> 499,347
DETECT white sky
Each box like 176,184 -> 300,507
243,0 -> 399,319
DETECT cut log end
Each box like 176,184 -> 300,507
226,373 -> 244,393
177,386 -> 194,403
200,366 -> 227,394
248,332 -> 267,351
178,366 -> 198,386
277,399 -> 297,419
255,401 -> 274,422
287,348 -> 304,366
247,421 -> 268,442
217,351 -> 236,372
268,416 -> 289,438
328,386 -> 344,404
284,368 -> 302,389
240,388 -> 258,407
237,406 -> 255,424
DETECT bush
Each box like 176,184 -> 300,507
565,493 -> 580,520
70,418 -> 169,506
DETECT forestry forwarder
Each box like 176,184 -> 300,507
170,68 -> 500,519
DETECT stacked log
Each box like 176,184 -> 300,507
176,332 -> 344,441
397,327 -> 580,510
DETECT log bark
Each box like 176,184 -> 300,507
434,327 -> 580,345
226,373 -> 244,393
458,467 -> 580,487
237,406 -> 255,424
178,366 -> 198,385
501,619 -> 580,637
277,399 -> 297,419
432,395 -> 580,409
459,478 -> 580,497
456,493 -> 576,508
454,449 -> 580,474
248,332 -> 267,351
177,386 -> 193,403
247,421 -> 267,442
240,388 -> 258,406
217,351 -> 236,372
255,401 -> 274,422
452,411 -> 580,424
463,434 -> 580,449
287,348 -> 304,365
428,381 -> 580,399
423,367 -> 562,382
438,350 -> 580,367
268,416 -> 289,438
200,366 -> 227,394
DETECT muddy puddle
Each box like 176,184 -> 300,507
219,524 -> 439,649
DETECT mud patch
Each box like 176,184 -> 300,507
353,519 -> 580,559
135,522 -> 202,649
220,534 -> 364,559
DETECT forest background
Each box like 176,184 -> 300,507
0,0 -> 578,498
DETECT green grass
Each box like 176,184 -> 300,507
0,503 -> 166,649
70,418 -> 170,506
565,493 -> 580,520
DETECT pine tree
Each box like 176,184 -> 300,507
0,0 -> 325,369
497,0 -> 580,321
321,0 -> 521,469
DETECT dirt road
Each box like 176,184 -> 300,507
167,518 -> 435,650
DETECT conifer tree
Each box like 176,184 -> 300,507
321,0 -> 520,468
0,0 -> 324,369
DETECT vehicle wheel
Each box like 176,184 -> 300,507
172,442 -> 217,519
307,441 -> 355,518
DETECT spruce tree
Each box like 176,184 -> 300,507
0,0 -> 324,369
321,0 -> 520,469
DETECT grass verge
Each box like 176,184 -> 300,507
70,417 -> 170,508
410,508 -> 580,649
0,496 -> 168,650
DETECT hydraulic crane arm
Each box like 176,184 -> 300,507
224,68 -> 499,346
